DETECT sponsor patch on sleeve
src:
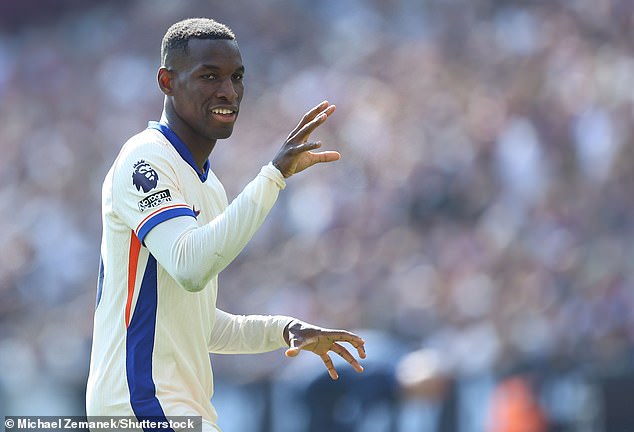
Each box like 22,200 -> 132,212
132,160 -> 159,192
138,189 -> 172,212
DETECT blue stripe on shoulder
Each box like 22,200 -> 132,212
147,121 -> 210,182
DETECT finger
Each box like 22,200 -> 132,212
289,105 -> 336,143
285,336 -> 314,357
357,342 -> 367,359
331,343 -> 364,373
290,141 -> 323,154
308,150 -> 341,164
324,331 -> 367,359
347,338 -> 367,359
325,330 -> 364,345
320,104 -> 336,118
288,140 -> 340,160
285,347 -> 300,357
288,101 -> 330,138
320,352 -> 339,380
284,337 -> 301,357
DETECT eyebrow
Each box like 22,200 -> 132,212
199,64 -> 245,73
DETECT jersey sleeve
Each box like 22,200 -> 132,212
208,309 -> 292,354
111,139 -> 196,244
143,163 -> 286,292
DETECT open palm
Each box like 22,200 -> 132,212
284,319 -> 366,380
272,101 -> 340,178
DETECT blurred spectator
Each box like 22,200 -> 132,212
487,376 -> 547,432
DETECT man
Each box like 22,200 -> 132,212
86,17 -> 366,432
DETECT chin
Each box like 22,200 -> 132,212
215,129 -> 234,140
208,125 -> 235,140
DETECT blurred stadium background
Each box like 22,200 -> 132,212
2,0 -> 634,431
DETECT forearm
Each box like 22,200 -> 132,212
145,164 -> 285,291
209,309 -> 293,354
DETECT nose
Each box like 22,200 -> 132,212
216,77 -> 238,102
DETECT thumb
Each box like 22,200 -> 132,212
312,150 -> 341,164
285,347 -> 301,357
285,338 -> 302,357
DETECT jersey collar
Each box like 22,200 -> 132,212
147,121 -> 210,183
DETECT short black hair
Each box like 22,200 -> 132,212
161,18 -> 236,67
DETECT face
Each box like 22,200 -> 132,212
165,38 -> 244,141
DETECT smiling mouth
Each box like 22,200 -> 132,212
210,107 -> 238,123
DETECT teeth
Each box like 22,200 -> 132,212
211,108 -> 234,115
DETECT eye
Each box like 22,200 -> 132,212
201,73 -> 216,80
232,73 -> 244,81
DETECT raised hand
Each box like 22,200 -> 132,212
272,101 -> 340,178
284,319 -> 366,380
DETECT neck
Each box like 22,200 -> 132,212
160,102 -> 216,173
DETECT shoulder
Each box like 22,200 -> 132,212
112,128 -> 180,185
117,128 -> 173,166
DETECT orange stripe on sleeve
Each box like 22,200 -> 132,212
126,231 -> 142,328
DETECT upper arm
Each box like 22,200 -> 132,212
111,140 -> 209,291
112,140 -> 196,245
143,216 -> 204,292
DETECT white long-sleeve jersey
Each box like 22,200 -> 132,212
86,121 -> 292,430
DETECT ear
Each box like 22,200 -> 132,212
157,67 -> 174,95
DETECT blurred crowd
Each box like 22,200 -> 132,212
2,0 -> 634,430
